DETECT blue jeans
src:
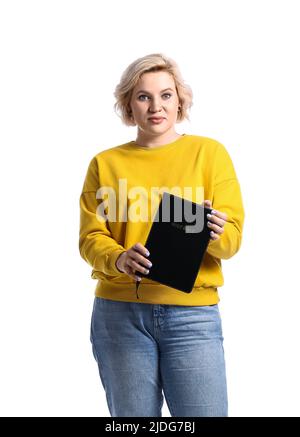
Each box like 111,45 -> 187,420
90,297 -> 228,417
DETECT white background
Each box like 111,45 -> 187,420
0,0 -> 299,417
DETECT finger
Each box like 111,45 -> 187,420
211,209 -> 227,221
130,259 -> 151,275
209,230 -> 220,240
207,221 -> 225,235
133,242 -> 150,257
202,199 -> 212,207
131,267 -> 142,281
129,250 -> 152,268
207,213 -> 226,227
125,264 -> 141,281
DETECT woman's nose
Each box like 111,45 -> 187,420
149,102 -> 162,112
148,97 -> 163,109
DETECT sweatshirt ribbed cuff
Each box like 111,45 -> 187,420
107,249 -> 127,275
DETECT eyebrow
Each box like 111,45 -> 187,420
136,88 -> 174,95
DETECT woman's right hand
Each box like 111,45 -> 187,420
115,242 -> 152,281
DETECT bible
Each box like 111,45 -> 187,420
135,192 -> 212,297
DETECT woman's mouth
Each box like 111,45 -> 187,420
148,118 -> 165,124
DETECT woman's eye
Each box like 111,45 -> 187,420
138,93 -> 172,101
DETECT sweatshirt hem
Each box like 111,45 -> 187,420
95,281 -> 220,306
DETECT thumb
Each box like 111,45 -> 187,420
202,199 -> 212,208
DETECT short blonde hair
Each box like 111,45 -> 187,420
113,53 -> 193,126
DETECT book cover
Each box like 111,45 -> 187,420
138,192 -> 212,293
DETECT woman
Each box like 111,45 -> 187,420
79,53 -> 245,417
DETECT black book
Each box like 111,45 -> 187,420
137,192 -> 212,294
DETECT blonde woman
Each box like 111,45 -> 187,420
79,53 -> 245,417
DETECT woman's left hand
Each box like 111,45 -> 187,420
203,200 -> 227,241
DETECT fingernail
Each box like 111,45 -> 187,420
211,210 -> 217,214
207,213 -> 212,219
145,251 -> 150,256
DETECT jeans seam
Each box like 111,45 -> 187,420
90,312 -> 114,416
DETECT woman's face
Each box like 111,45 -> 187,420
129,71 -> 180,136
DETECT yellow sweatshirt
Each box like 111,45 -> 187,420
79,134 -> 245,306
